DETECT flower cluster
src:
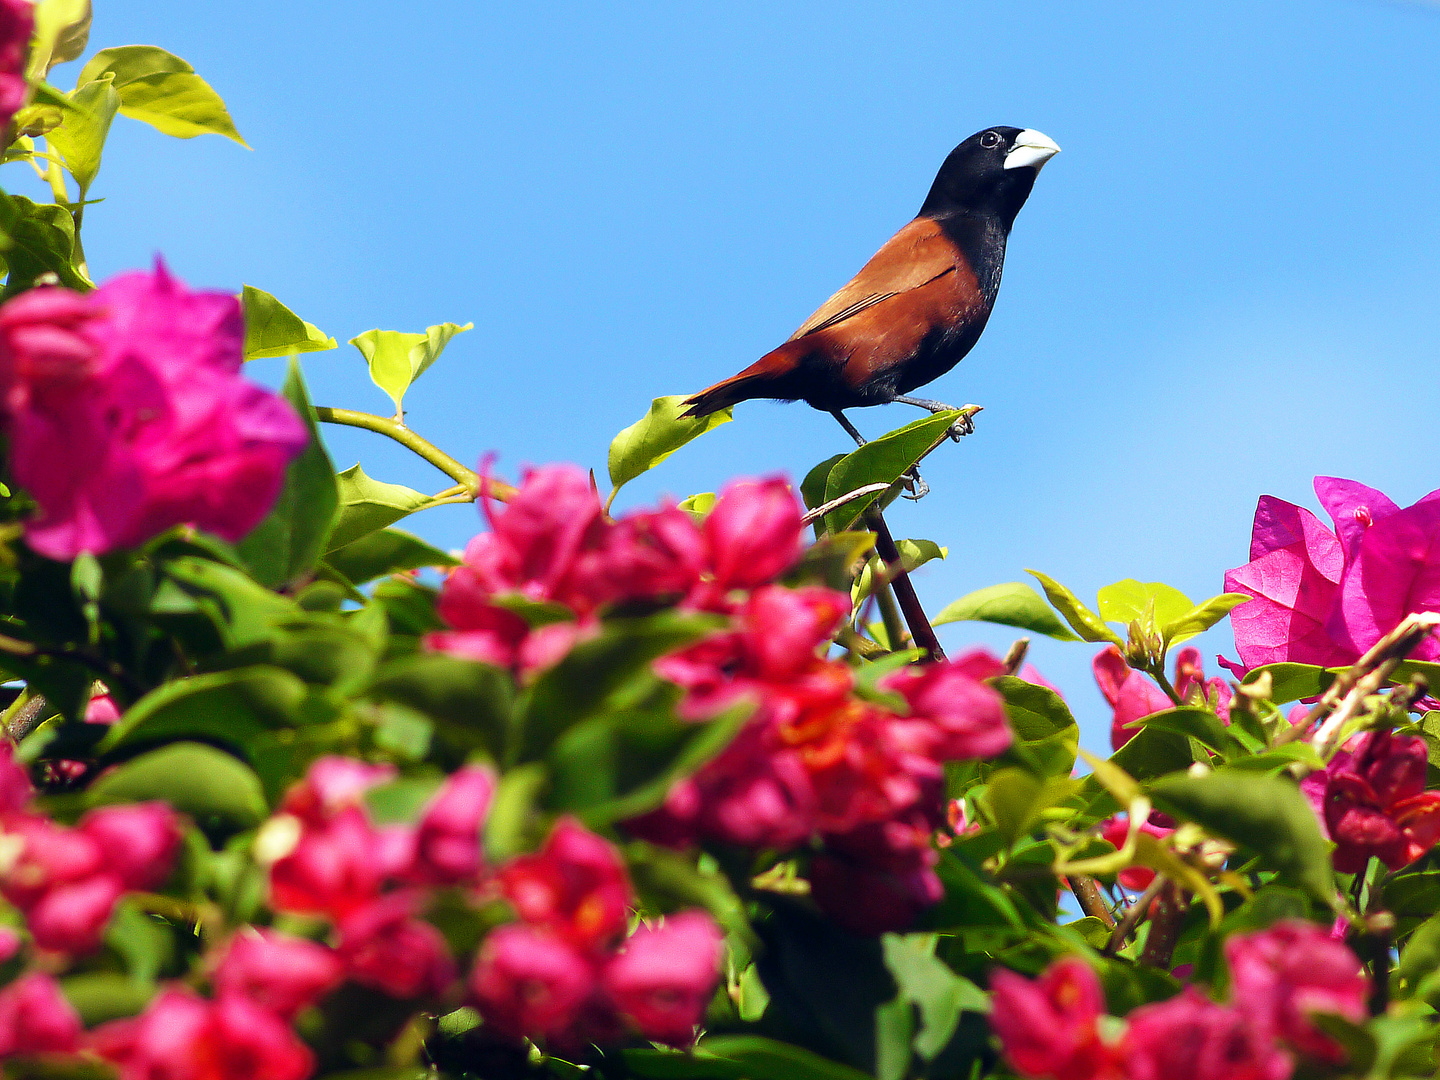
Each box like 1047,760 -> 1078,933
430,464 -> 1016,935
1300,729 -> 1440,874
473,818 -> 722,1049
0,745 -> 180,954
0,263 -> 308,559
1093,645 -> 1231,750
1223,477 -> 1440,676
991,922 -> 1369,1080
261,756 -> 488,999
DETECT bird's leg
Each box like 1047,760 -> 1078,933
830,410 -> 866,448
893,395 -> 975,442
830,411 -> 928,500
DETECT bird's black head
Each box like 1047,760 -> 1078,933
918,126 -> 1060,225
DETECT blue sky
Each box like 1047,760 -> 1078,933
37,0 -> 1440,753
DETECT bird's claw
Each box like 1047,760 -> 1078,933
946,414 -> 975,442
901,467 -> 929,501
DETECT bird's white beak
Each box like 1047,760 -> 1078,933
1004,129 -> 1061,171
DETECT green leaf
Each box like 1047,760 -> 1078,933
546,700 -> 748,826
932,581 -> 1081,641
325,527 -> 457,586
368,653 -> 514,762
1399,912 -> 1440,1000
853,539 -> 945,603
627,1039 -> 874,1080
994,676 -> 1080,778
1026,570 -> 1123,646
881,934 -> 988,1062
160,556 -> 304,650
29,0 -> 91,76
1096,579 -> 1194,631
104,898 -> 173,983
985,768 -> 1079,847
1242,662 -> 1333,704
1160,592 -> 1251,646
801,453 -> 846,519
60,973 -> 153,1027
820,412 -> 963,532
77,46 -> 246,145
623,841 -> 751,942
1125,707 -> 1243,758
517,612 -> 722,762
326,464 -> 434,550
1148,770 -> 1335,903
46,77 -> 120,196
236,361 -> 340,587
677,491 -> 715,520
86,742 -> 268,829
350,322 -> 472,417
0,192 -> 90,293
240,285 -> 337,360
607,395 -> 733,496
97,666 -> 308,758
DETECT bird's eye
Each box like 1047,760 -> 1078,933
980,130 -> 1001,148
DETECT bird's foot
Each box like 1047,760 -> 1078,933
901,466 -> 929,500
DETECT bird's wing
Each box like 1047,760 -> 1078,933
787,217 -> 960,341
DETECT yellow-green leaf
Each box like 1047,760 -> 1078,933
241,285 -> 337,360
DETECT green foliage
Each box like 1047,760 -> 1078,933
809,411 -> 964,532
608,395 -> 733,499
933,581 -> 1080,640
240,285 -> 337,360
1149,770 -> 1336,903
236,362 -> 340,587
76,45 -> 248,145
328,464 -> 434,550
350,322 -> 473,417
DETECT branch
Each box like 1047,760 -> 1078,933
800,483 -> 893,527
1275,611 -> 1440,750
312,407 -> 505,499
1067,876 -> 1117,929
863,507 -> 945,662
1104,876 -> 1166,955
1137,883 -> 1187,969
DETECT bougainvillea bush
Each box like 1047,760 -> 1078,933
0,5 -> 1437,1080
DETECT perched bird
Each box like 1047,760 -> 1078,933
682,127 -> 1059,482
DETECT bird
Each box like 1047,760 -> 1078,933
682,127 -> 1059,494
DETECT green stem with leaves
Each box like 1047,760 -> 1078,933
312,407 -> 495,498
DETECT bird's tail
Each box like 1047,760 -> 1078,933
680,344 -> 801,419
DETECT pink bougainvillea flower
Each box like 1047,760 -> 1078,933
279,756 -> 395,825
701,476 -> 805,590
1300,729 -> 1440,873
94,988 -> 314,1080
989,957 -> 1118,1080
597,505 -> 705,602
1119,987 -> 1292,1080
336,890 -> 456,1000
0,265 -> 309,559
1094,646 -> 1230,750
602,910 -> 722,1046
1224,921 -> 1368,1064
498,817 -> 633,953
267,806 -> 385,919
810,813 -> 944,936
1099,812 -> 1176,891
404,764 -> 494,886
212,929 -> 345,1021
880,656 -> 1012,760
1223,478 -> 1440,677
79,803 -> 182,891
0,972 -> 83,1057
468,923 -> 599,1046
0,741 -> 32,815
0,0 -> 31,131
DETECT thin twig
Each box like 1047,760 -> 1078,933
1067,876 -> 1117,929
800,483 -> 893,527
1002,638 -> 1030,676
873,578 -> 908,652
1137,883 -> 1187,969
1104,876 -> 1166,955
1275,611 -> 1440,748
313,406 -> 495,497
864,507 -> 946,662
